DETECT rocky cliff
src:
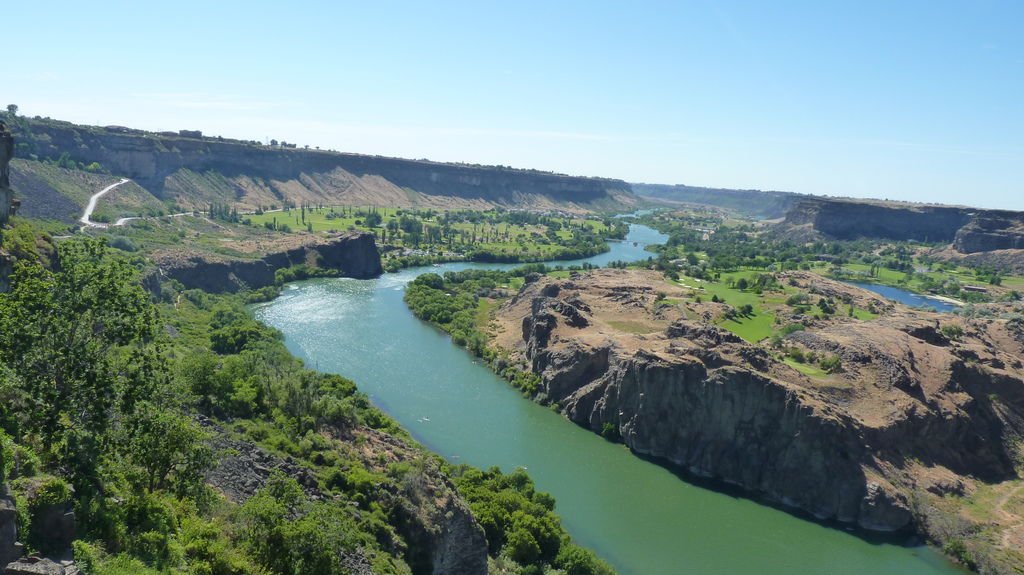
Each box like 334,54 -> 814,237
954,212 -> 1024,253
632,183 -> 803,219
151,231 -> 383,292
783,197 -> 973,243
495,270 -> 1024,537
200,418 -> 488,575
782,197 -> 1024,261
11,119 -> 635,213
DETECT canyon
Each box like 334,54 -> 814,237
491,269 -> 1024,571
10,119 -> 636,214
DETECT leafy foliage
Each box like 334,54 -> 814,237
451,466 -> 613,575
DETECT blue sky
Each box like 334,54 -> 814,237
5,1 -> 1023,209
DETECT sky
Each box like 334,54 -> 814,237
4,1 -> 1023,209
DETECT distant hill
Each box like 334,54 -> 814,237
6,116 -> 638,221
631,183 -> 804,219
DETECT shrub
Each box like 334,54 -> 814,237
820,355 -> 843,374
941,324 -> 965,341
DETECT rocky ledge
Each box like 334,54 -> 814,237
781,197 -> 1024,261
493,269 -> 1024,537
151,231 -> 383,293
200,418 -> 488,575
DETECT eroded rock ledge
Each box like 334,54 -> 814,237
494,269 -> 1024,534
152,231 -> 383,293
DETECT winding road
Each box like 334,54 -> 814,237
79,178 -> 132,228
79,178 -> 194,228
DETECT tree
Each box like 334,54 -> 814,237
5,104 -> 16,117
125,402 -> 211,493
506,527 -> 541,565
820,355 -> 843,374
0,239 -> 161,492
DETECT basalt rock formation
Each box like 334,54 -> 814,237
201,418 -> 488,575
0,488 -> 24,568
632,182 -> 803,219
496,270 -> 1024,538
954,212 -> 1024,253
783,197 -> 973,243
782,197 -> 1024,263
0,122 -> 19,293
11,119 -> 635,213
152,231 -> 383,292
0,121 -> 18,226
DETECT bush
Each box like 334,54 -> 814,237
941,324 -> 965,341
820,355 -> 843,374
106,236 -> 138,252
787,347 -> 806,363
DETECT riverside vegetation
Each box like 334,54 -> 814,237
242,207 -> 628,270
404,207 -> 1024,574
0,223 -> 613,575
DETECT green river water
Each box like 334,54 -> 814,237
253,225 -> 964,575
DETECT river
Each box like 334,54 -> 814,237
253,225 -> 963,575
848,281 -> 960,313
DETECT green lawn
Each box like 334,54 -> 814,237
673,271 -> 778,343
720,312 -> 776,343
784,358 -> 828,378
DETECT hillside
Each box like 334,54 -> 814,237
7,117 -> 637,220
496,268 -> 1024,572
631,182 -> 804,219
780,197 -> 1024,271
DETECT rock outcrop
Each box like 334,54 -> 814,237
201,419 -> 487,575
11,119 -> 634,212
783,197 -> 973,243
152,231 -> 383,292
4,557 -> 79,575
781,197 -> 1024,262
0,489 -> 23,568
498,270 -> 1024,534
953,211 -> 1024,253
632,183 -> 803,219
0,121 -> 18,227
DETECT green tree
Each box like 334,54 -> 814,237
506,527 -> 541,565
125,402 -> 211,494
5,104 -> 16,117
0,239 -> 160,492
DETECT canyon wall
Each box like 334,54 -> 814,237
500,271 -> 1024,534
152,231 -> 383,293
12,119 -> 635,212
632,183 -> 803,219
783,197 -> 1024,262
783,198 -> 973,243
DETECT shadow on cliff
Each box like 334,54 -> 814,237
628,450 -> 928,548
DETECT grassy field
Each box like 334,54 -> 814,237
826,261 -> 1024,299
784,357 -> 829,378
674,270 -> 780,342
244,207 -> 614,261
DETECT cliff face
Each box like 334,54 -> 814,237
498,270 -> 1024,534
632,183 -> 803,219
783,198 -> 973,243
954,212 -> 1024,253
13,119 -> 635,212
201,418 -> 488,575
782,197 -> 1024,260
153,231 -> 383,293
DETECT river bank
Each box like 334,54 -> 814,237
254,224 -> 966,575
